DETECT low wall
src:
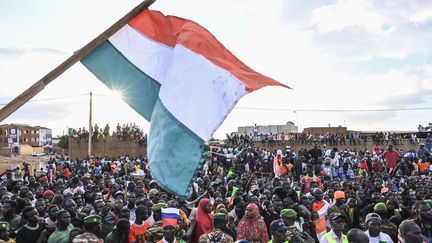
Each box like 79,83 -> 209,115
0,148 -> 11,157
69,137 -> 147,159
254,138 -> 426,153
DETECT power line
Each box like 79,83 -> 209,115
0,93 -> 90,106
1,93 -> 432,113
235,106 -> 432,112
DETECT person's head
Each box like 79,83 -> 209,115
135,205 -> 148,223
244,203 -> 259,219
347,228 -> 369,243
416,201 -> 432,222
365,213 -> 382,237
280,209 -> 297,226
312,188 -> 323,201
163,225 -> 176,242
199,198 -> 213,214
93,199 -> 104,214
120,208 -> 130,220
127,193 -> 136,207
47,204 -> 60,221
52,194 -> 64,207
213,211 -> 228,230
43,190 -> 55,202
373,202 -> 388,217
270,219 -> 288,242
398,220 -> 423,243
63,198 -> 77,215
22,206 -> 39,227
272,199 -> 283,213
116,218 -> 130,238
151,203 -> 167,222
56,210 -> 71,228
83,215 -> 102,235
35,198 -> 46,215
307,164 -> 314,176
334,191 -> 345,206
2,200 -> 17,217
329,213 -> 346,233
0,221 -> 10,241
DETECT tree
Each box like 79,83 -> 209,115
58,135 -> 69,149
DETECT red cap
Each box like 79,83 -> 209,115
43,190 -> 55,197
39,176 -> 48,181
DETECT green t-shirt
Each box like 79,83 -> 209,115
47,224 -> 74,243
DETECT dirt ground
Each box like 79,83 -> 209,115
0,155 -> 53,174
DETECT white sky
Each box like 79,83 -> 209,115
1,0 -> 432,138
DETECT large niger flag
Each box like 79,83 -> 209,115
81,9 -> 289,197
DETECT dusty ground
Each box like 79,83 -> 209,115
0,155 -> 53,174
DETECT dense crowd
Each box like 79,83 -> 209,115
0,138 -> 432,243
228,131 -> 432,148
69,123 -> 147,144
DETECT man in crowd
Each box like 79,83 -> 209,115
268,219 -> 288,243
320,213 -> 348,243
47,210 -> 74,243
105,218 -> 130,243
16,206 -> 45,243
72,215 -> 103,243
364,213 -> 393,243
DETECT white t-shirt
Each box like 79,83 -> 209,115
365,231 -> 394,243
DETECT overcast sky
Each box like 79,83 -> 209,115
1,0 -> 432,138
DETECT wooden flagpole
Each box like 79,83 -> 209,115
0,0 -> 156,122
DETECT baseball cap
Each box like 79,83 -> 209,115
330,212 -> 345,221
334,191 -> 345,200
365,213 -> 381,224
270,219 -> 288,232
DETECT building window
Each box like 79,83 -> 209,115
24,130 -> 29,134
31,137 -> 36,142
24,138 -> 29,142
36,138 -> 39,142
3,138 -> 7,144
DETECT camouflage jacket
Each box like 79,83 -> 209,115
198,229 -> 234,243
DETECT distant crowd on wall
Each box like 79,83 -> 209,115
68,123 -> 147,144
228,131 -> 432,148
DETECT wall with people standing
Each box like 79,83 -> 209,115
255,138 -> 425,153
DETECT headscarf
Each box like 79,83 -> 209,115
194,198 -> 213,242
236,203 -> 269,243
215,203 -> 226,213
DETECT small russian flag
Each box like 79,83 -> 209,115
161,208 -> 180,227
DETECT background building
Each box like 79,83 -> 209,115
0,123 -> 52,148
238,121 -> 298,135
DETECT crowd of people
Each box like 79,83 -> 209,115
69,123 -> 147,144
0,137 -> 432,243
228,131 -> 432,149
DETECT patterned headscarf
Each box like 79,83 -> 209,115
236,203 -> 269,243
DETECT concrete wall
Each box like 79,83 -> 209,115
69,137 -> 147,159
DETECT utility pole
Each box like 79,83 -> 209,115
88,92 -> 93,157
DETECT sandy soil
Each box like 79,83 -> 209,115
0,155 -> 53,174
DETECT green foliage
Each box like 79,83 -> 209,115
58,135 -> 69,149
